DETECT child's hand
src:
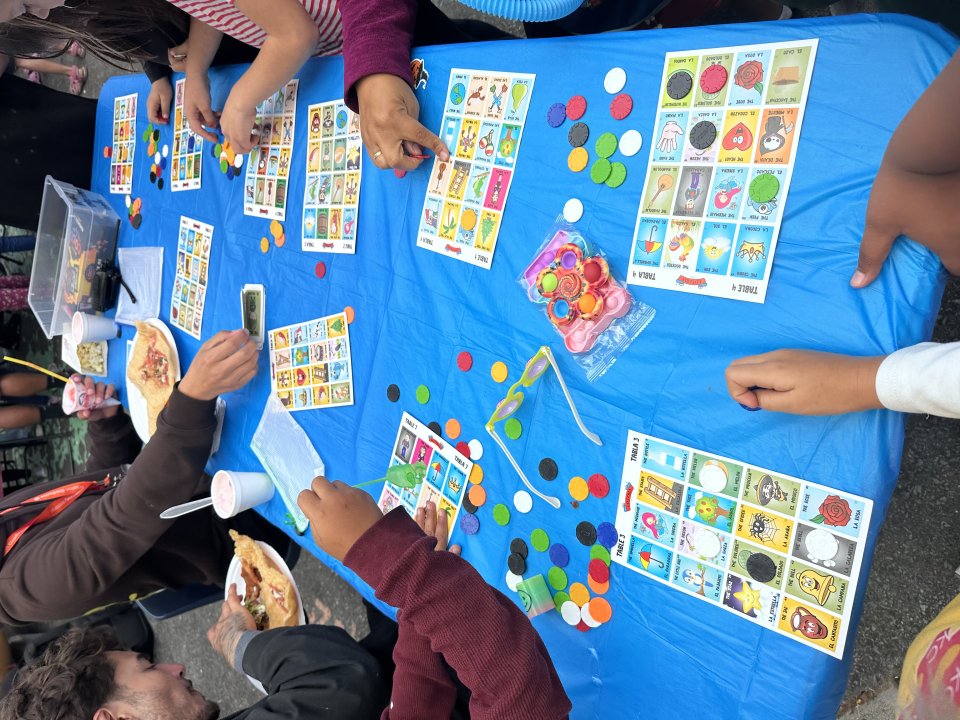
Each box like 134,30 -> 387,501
220,95 -> 259,155
168,41 -> 188,73
725,349 -> 884,415
146,77 -> 172,125
851,159 -> 960,288
356,73 -> 450,172
298,477 -> 383,562
184,68 -> 219,143
414,501 -> 461,555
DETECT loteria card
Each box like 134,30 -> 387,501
627,40 -> 818,302
377,412 -> 473,539
244,79 -> 298,221
267,311 -> 353,411
171,79 -> 203,191
416,68 -> 535,269
110,93 -> 137,194
611,429 -> 871,658
169,216 -> 213,338
302,99 -> 362,253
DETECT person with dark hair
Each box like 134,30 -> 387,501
0,497 -> 571,720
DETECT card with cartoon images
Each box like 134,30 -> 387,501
168,216 -> 212,338
110,93 -> 137,194
671,555 -> 724,602
798,486 -> 866,538
628,39 -> 818,302
170,80 -> 202,192
302,98 -> 363,254
244,79 -> 298,220
613,430 -> 871,658
377,412 -> 474,540
417,68 -> 535,269
267,310 -> 353,411
722,573 -> 781,626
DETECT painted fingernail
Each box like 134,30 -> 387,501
739,403 -> 762,412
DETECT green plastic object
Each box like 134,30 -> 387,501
530,528 -> 550,552
354,462 -> 426,489
605,162 -> 627,189
548,566 -> 568,591
553,591 -> 571,612
415,384 -> 430,404
595,132 -> 618,159
504,417 -> 522,440
493,503 -> 511,526
590,544 -> 612,565
516,574 -> 554,618
590,158 -> 612,184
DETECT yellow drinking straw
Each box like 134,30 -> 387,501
2,356 -> 69,384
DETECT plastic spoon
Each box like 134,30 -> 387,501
160,496 -> 213,519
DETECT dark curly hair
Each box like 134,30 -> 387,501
0,627 -> 122,720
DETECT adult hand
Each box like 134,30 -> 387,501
183,68 -> 219,143
206,583 -> 257,671
414,501 -> 460,555
178,329 -> 258,401
851,159 -> 960,288
146,77 -> 172,125
297,476 -> 383,562
168,41 -> 188,73
725,349 -> 884,416
220,94 -> 258,154
355,73 -> 449,172
72,375 -> 119,421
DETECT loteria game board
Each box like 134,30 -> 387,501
171,79 -> 203,192
612,430 -> 872,658
109,93 -> 137,194
244,79 -> 298,221
627,40 -> 818,302
267,311 -> 354,411
302,99 -> 362,253
417,68 -> 535,269
377,412 -> 473,539
169,216 -> 213,339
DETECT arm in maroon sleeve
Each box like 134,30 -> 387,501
345,509 -> 572,720
339,0 -> 417,112
378,619 -> 457,720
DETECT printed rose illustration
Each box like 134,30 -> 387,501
735,60 -> 764,95
812,495 -> 852,527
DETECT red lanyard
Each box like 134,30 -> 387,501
3,478 -> 111,557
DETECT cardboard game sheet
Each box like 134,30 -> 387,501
267,311 -> 354,411
377,412 -> 473,539
417,69 -> 535,269
627,40 -> 818,302
171,79 -> 203,192
110,93 -> 137,194
612,430 -> 871,658
301,99 -> 362,253
244,79 -> 298,221
169,216 -> 212,338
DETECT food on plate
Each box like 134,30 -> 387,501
76,341 -> 106,375
126,321 -> 175,435
229,531 -> 298,630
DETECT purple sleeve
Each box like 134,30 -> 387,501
339,0 -> 417,111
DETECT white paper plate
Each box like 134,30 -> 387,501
225,541 -> 305,693
125,319 -> 181,442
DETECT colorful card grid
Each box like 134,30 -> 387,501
169,79 -> 203,192
244,79 -> 298,221
170,216 -> 213,339
267,311 -> 354,411
417,68 -> 535,269
301,100 -> 363,253
612,430 -> 871,658
627,40 -> 818,302
109,93 -> 137,194
377,412 -> 473,539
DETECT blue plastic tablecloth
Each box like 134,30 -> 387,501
93,14 -> 955,720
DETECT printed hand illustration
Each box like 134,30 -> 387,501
657,121 -> 685,154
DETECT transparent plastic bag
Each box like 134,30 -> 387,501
519,219 -> 655,382
115,247 -> 163,324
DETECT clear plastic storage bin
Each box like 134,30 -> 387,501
29,176 -> 120,338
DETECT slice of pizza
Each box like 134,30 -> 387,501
126,321 -> 176,435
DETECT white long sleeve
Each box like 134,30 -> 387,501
875,342 -> 960,419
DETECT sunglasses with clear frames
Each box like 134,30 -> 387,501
485,346 -> 601,509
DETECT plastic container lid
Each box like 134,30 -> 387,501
456,0 -> 583,22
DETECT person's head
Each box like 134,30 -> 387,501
0,628 -> 219,720
0,0 -> 186,65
